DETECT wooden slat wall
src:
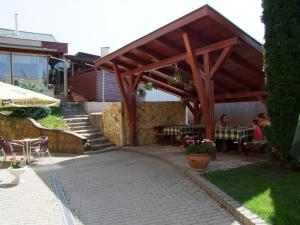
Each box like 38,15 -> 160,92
70,69 -> 121,102
187,101 -> 267,126
70,70 -> 97,101
96,70 -> 122,102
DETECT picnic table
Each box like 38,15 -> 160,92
215,127 -> 253,141
162,125 -> 204,136
155,125 -> 204,144
215,127 -> 253,153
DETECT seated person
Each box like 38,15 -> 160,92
216,114 -> 231,129
250,119 -> 264,141
216,114 -> 235,151
257,113 -> 271,129
245,119 -> 267,154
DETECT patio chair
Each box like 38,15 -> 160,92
1,141 -> 25,167
30,136 -> 52,163
0,137 -> 4,167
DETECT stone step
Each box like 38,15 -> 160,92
88,137 -> 108,145
84,145 -> 118,155
89,142 -> 114,150
75,128 -> 99,134
67,122 -> 92,127
63,114 -> 88,118
70,125 -> 95,131
81,132 -> 103,139
63,117 -> 89,123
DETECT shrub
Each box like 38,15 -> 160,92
262,0 -> 300,152
10,107 -> 51,119
185,143 -> 214,154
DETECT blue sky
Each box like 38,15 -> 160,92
0,0 -> 264,55
0,0 -> 264,101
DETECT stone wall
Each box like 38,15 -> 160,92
89,112 -> 103,133
136,102 -> 186,145
0,114 -> 87,154
102,101 -> 186,146
102,102 -> 126,146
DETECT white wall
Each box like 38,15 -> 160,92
83,102 -> 109,113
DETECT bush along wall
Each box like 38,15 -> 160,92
10,107 -> 51,120
262,0 -> 300,161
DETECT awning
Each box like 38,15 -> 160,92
94,4 -> 265,103
0,82 -> 60,108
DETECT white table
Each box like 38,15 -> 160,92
14,138 -> 41,164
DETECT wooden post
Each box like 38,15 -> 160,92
129,75 -> 138,146
183,33 -> 210,136
183,33 -> 234,140
113,64 -> 138,146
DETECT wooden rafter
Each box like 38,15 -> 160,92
156,37 -> 184,52
229,53 -> 264,77
179,25 -> 263,80
210,46 -> 232,79
121,37 -> 239,76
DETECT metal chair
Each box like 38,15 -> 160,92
0,137 -> 5,167
1,140 -> 25,167
30,136 -> 52,163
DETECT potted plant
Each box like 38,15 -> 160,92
168,73 -> 184,86
7,156 -> 26,185
185,139 -> 215,172
136,87 -> 146,97
143,82 -> 153,91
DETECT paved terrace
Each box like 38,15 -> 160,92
0,148 -> 256,225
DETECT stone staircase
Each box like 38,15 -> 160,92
61,102 -> 117,154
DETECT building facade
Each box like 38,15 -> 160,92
0,28 -> 68,98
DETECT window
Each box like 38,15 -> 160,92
0,53 -> 11,84
12,54 -> 47,88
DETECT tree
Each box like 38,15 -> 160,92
262,0 -> 300,154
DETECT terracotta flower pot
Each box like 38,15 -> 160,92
187,154 -> 211,172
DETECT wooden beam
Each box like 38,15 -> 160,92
131,73 -> 143,91
183,32 -> 210,129
121,37 -> 239,76
142,75 -> 188,96
210,46 -> 232,79
113,64 -> 130,115
215,91 -> 268,100
129,76 -> 137,146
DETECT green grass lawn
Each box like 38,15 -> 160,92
202,164 -> 300,225
37,114 -> 69,130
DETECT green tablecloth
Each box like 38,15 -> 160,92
163,125 -> 204,136
215,128 -> 253,141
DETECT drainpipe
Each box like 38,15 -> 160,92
63,59 -> 68,97
100,47 -> 110,102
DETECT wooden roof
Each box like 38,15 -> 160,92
94,4 -> 265,102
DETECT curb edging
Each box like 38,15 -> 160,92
122,148 -> 268,225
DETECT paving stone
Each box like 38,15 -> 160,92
54,151 -> 240,225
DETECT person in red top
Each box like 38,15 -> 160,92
251,119 -> 264,141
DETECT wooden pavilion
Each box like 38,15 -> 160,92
94,5 -> 267,146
